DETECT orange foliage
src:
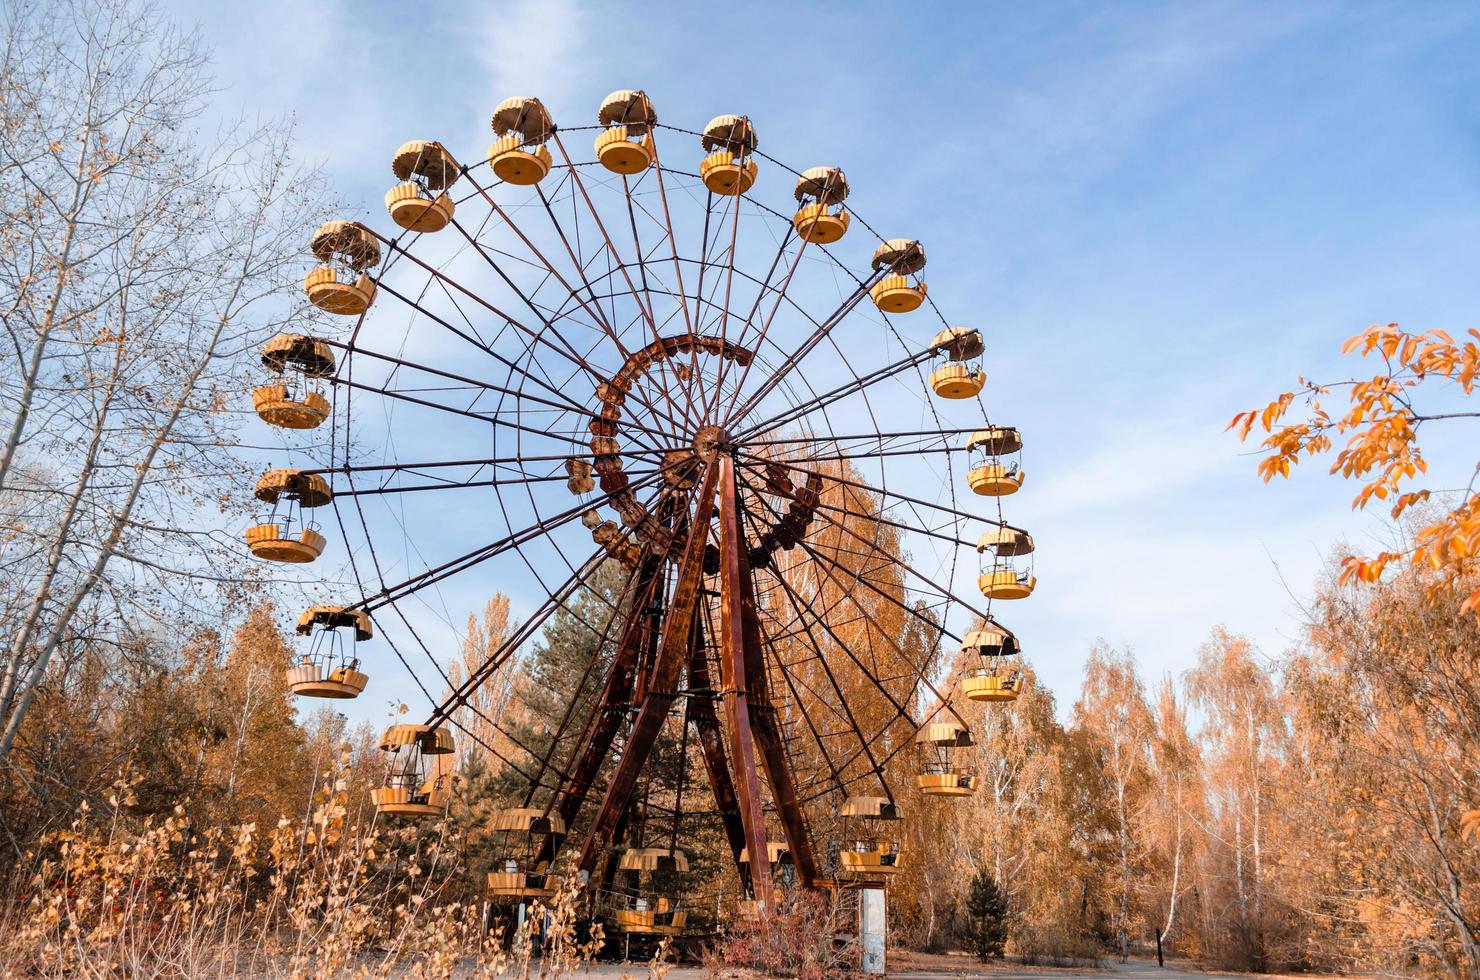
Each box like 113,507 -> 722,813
1229,323 -> 1480,615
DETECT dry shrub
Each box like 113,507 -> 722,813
0,758 -> 602,978
718,890 -> 860,980
1011,923 -> 1103,968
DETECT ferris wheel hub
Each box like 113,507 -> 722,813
692,424 -> 731,458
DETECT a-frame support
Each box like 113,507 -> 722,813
557,455 -> 818,902
718,456 -> 817,894
536,557 -> 661,868
716,456 -> 776,905
577,462 -> 720,874
687,609 -> 753,894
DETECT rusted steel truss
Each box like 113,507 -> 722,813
332,125 -> 993,907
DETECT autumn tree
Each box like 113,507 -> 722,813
1142,676 -> 1202,964
445,593 -> 516,776
978,671 -> 1098,962
0,0 -> 328,761
1230,322 -> 1480,614
1284,563 -> 1480,974
1185,628 -> 1285,970
967,661 -> 1064,905
181,601 -> 309,828
0,598 -> 334,857
1072,642 -> 1154,962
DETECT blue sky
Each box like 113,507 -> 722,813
178,0 -> 1480,722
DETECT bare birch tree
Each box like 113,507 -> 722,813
1073,641 -> 1154,963
1186,627 -> 1283,970
1145,674 -> 1201,963
0,0 -> 329,761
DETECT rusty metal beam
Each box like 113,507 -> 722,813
577,461 -> 720,874
554,560 -> 657,818
716,456 -> 775,905
723,460 -> 820,889
742,608 -> 820,889
686,605 -> 752,894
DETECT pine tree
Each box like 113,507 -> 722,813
491,559 -> 632,804
965,865 -> 1009,960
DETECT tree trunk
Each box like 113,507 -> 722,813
1163,772 -> 1183,948
0,296 -> 235,758
0,332 -> 125,731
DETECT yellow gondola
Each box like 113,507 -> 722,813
385,140 -> 459,232
288,605 -> 371,698
253,333 -> 333,429
371,724 -> 455,819
960,622 -> 1025,704
595,90 -> 658,174
965,426 -> 1024,496
611,847 -> 690,934
304,220 -> 379,315
487,808 -> 566,900
977,524 -> 1036,600
928,327 -> 986,398
245,468 -> 332,564
489,97 -> 554,185
792,167 -> 850,243
915,721 -> 976,797
837,796 -> 903,877
869,238 -> 927,312
699,115 -> 758,195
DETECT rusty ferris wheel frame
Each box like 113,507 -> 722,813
263,92 -> 1030,910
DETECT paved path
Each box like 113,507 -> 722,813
571,957 -> 1254,979
897,961 -> 1247,979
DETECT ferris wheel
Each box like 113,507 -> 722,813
245,89 -> 1036,919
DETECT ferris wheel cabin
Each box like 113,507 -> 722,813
255,333 -> 333,429
303,220 -> 379,315
385,140 -> 459,233
245,468 -> 331,564
915,721 -> 977,797
961,623 -> 1025,703
488,96 -> 555,185
792,166 -> 850,243
287,605 -> 371,699
928,326 -> 986,399
870,238 -> 927,313
965,425 -> 1024,496
699,115 -> 758,195
595,89 -> 658,175
977,522 -> 1036,600
486,807 -> 566,900
371,723 -> 455,819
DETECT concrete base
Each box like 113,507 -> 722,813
859,885 -> 886,975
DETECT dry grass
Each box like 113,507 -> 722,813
0,763 -> 606,978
